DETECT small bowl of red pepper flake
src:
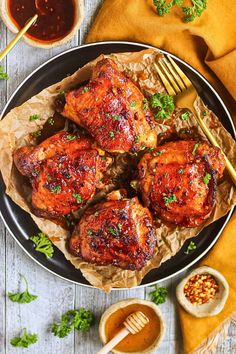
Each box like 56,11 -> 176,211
176,266 -> 229,317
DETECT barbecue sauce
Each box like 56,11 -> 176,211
8,0 -> 75,43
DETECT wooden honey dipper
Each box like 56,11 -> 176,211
97,311 -> 149,354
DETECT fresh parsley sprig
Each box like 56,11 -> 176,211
184,240 -> 197,254
153,0 -> 208,22
29,232 -> 54,259
150,93 -> 175,120
149,286 -> 168,305
51,308 -> 94,338
8,274 -> 37,304
10,328 -> 38,348
0,65 -> 9,80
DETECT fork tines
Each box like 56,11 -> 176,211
154,55 -> 192,96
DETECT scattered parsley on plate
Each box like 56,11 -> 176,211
8,274 -> 37,304
184,241 -> 197,254
203,172 -> 211,184
163,194 -> 177,206
150,93 -> 175,120
0,65 -> 9,80
29,232 -> 54,259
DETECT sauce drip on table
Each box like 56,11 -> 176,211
105,304 -> 160,352
8,0 -> 75,43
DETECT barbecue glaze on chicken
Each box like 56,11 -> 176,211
14,132 -> 111,218
69,192 -> 156,270
138,140 -> 225,228
60,58 -> 157,153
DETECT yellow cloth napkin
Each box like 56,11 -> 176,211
86,0 -> 236,124
86,1 -> 236,352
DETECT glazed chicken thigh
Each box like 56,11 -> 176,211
138,140 -> 225,227
69,193 -> 156,270
60,58 -> 157,153
14,132 -> 111,218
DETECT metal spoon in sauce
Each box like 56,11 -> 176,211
0,14 -> 38,62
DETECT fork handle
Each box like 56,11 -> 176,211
193,108 -> 236,185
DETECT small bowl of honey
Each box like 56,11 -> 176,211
99,298 -> 165,354
0,0 -> 84,48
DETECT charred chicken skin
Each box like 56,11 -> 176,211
14,132 -> 111,218
69,194 -> 156,270
138,140 -> 225,228
60,58 -> 157,153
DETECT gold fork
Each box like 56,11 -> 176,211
154,55 -> 236,185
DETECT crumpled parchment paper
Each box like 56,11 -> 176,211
0,49 -> 235,292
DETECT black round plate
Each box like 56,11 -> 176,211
0,41 -> 235,288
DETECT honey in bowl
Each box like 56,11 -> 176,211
100,300 -> 165,354
8,0 -> 75,43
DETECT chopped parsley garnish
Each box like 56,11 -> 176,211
163,194 -> 177,206
48,117 -> 54,125
59,90 -> 65,97
66,134 -> 76,141
203,172 -> 211,184
51,308 -> 94,338
109,131 -> 115,139
10,328 -> 38,348
100,155 -> 106,160
192,143 -> 200,155
87,230 -> 93,236
82,87 -> 89,94
105,113 -> 110,118
112,115 -> 120,121
131,101 -> 137,107
8,274 -> 37,304
0,65 -> 9,80
180,111 -> 190,121
202,110 -> 207,117
117,223 -> 122,230
50,185 -> 61,194
29,232 -> 54,259
108,227 -> 119,237
153,150 -> 162,156
142,98 -> 148,111
153,0 -> 208,22
31,130 -> 41,138
189,180 -> 193,185
73,193 -> 82,204
134,135 -> 140,143
184,241 -> 197,254
149,286 -> 168,305
178,169 -> 185,174
29,114 -> 40,122
150,93 -> 175,120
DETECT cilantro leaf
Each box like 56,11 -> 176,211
10,328 -> 38,348
180,111 -> 190,121
184,240 -> 197,254
82,87 -> 89,94
51,308 -> 94,338
29,232 -> 54,259
0,65 -> 9,80
192,143 -> 200,155
8,274 -> 37,304
150,93 -> 175,120
149,286 -> 168,305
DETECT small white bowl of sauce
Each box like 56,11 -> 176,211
0,0 -> 84,48
99,298 -> 165,354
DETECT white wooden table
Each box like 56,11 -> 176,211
0,1 -> 235,353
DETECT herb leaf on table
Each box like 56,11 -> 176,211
10,328 -> 38,348
149,286 -> 168,305
8,274 -> 38,304
51,308 -> 94,338
0,65 -> 9,80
